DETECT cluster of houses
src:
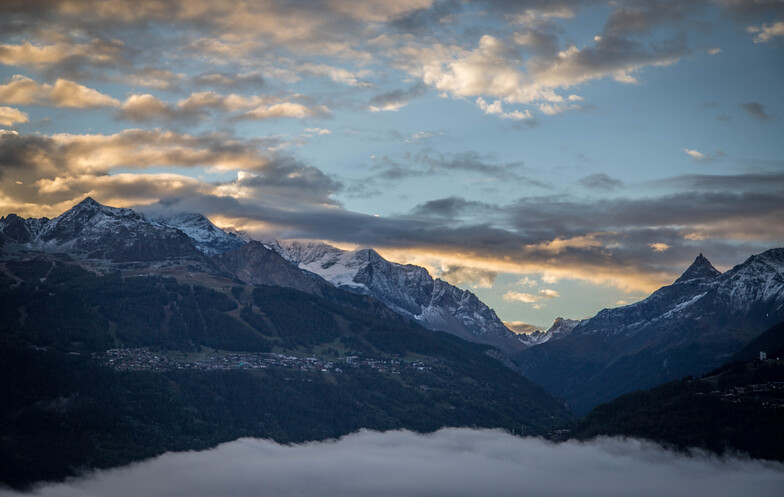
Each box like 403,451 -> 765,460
707,381 -> 784,408
343,356 -> 432,374
95,348 -> 433,376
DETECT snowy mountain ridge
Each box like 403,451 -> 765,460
268,239 -> 526,353
149,212 -> 245,256
513,250 -> 784,414
0,199 -> 526,353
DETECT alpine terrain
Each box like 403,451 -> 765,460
0,198 -> 571,489
512,251 -> 784,414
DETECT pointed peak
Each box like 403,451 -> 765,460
675,253 -> 721,284
76,197 -> 102,208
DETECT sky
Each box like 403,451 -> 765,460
0,0 -> 783,330
3,429 -> 783,497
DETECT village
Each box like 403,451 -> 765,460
94,348 -> 433,376
707,380 -> 784,409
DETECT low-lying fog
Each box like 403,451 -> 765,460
4,429 -> 783,497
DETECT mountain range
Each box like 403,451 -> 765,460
0,198 -> 572,489
513,250 -> 784,413
2,197 -> 783,416
0,198 -> 525,354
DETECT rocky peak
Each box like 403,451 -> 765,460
674,253 -> 721,284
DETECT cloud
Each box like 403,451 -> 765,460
0,39 -> 126,71
115,91 -> 329,123
298,63 -> 373,87
6,155 -> 783,292
302,128 -> 331,136
748,21 -> 784,42
649,242 -> 670,252
503,291 -> 538,303
405,131 -> 443,142
716,0 -> 784,20
0,106 -> 28,126
579,173 -> 623,191
123,68 -> 182,90
0,129 -> 341,215
5,429 -> 782,497
683,148 -> 706,160
651,172 -> 784,193
476,97 -> 533,120
602,1 -> 705,35
682,148 -> 725,161
438,265 -> 498,288
50,79 -> 120,108
393,23 -> 690,119
0,75 -> 119,108
503,320 -> 541,334
411,196 -> 494,218
190,72 -> 266,90
241,102 -> 330,120
369,83 -> 426,112
740,101 -> 774,122
118,94 -> 186,122
529,33 -> 688,89
366,150 -> 536,186
504,288 -> 559,306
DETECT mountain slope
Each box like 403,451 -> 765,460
2,200 -> 527,357
268,240 -> 525,353
0,257 -> 572,489
513,251 -> 784,414
570,330 -> 784,461
216,241 -> 327,295
0,198 -> 207,264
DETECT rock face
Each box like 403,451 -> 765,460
518,317 -> 582,346
0,198 -> 207,263
512,251 -> 784,414
268,240 -> 526,353
215,241 -> 326,295
674,253 -> 721,283
150,212 -> 245,256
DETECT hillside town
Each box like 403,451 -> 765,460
93,348 -> 433,376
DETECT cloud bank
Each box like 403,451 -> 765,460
4,429 -> 783,497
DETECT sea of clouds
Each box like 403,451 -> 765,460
4,428 -> 783,497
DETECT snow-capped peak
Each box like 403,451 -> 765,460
149,212 -> 244,256
518,317 -> 580,346
268,239 -> 525,353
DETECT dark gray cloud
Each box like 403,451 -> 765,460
3,429 -> 782,497
505,191 -> 784,237
227,155 -> 343,206
560,33 -> 691,77
411,196 -> 494,218
579,173 -> 623,191
603,0 -> 709,36
716,0 -> 784,21
513,21 -> 564,57
369,83 -> 427,111
651,172 -> 784,192
190,72 -> 266,91
388,0 -> 462,34
364,149 -> 544,186
148,178 -> 784,288
479,0 -> 601,16
740,101 -> 775,122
